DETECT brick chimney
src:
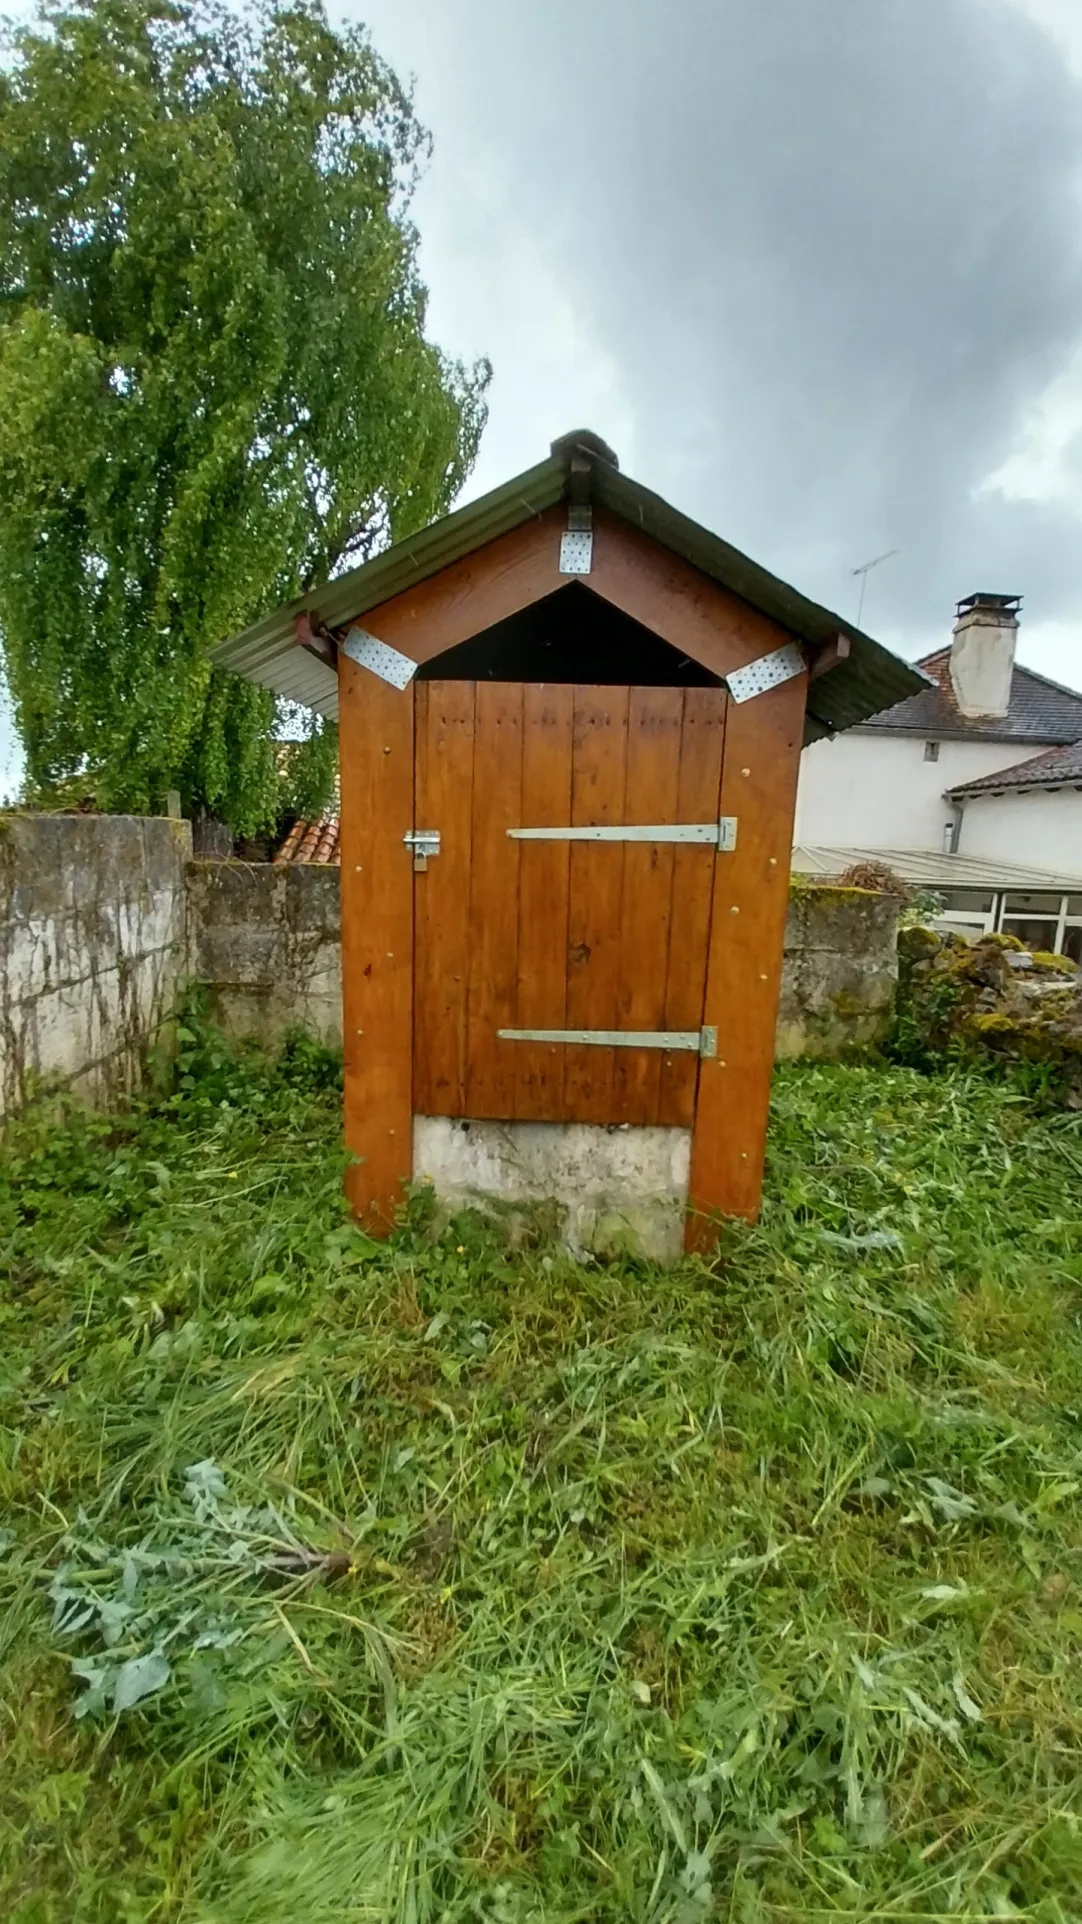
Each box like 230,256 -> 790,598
948,593 -> 1021,720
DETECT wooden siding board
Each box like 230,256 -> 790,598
686,670 -> 807,1243
611,687 -> 685,1124
514,684 -> 575,1120
413,680 -> 476,1116
339,657 -> 415,1229
465,682 -> 524,1119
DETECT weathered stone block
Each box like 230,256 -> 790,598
776,885 -> 899,1060
0,814 -> 190,1114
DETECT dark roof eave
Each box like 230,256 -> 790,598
858,723 -> 1074,745
951,777 -> 1082,798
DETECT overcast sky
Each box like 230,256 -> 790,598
4,0 -> 1082,796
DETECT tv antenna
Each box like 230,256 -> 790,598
851,548 -> 898,627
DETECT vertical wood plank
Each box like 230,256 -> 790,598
658,689 -> 727,1128
514,684 -> 574,1120
413,680 -> 476,1117
563,686 -> 630,1123
339,655 -> 415,1232
686,670 -> 807,1245
465,682 -> 523,1119
612,687 -> 684,1125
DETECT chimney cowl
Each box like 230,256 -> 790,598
948,591 -> 1021,721
954,592 -> 1022,620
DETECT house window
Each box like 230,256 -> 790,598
924,740 -> 940,762
933,888 -> 996,938
997,891 -> 1070,956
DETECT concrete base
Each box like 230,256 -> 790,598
412,1117 -> 692,1264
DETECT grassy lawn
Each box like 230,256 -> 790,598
3,1030 -> 1082,1921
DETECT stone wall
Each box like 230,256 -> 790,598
189,865 -> 899,1062
185,859 -> 342,1046
0,826 -> 900,1123
775,884 -> 900,1060
0,813 -> 191,1114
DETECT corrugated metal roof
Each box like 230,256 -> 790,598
862,648 -> 1082,744
792,843 -> 1082,893
949,737 -> 1082,796
214,435 -> 924,742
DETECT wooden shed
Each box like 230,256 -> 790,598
218,431 -> 923,1253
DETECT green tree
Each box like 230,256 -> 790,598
0,0 -> 488,832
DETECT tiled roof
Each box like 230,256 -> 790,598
863,648 -> 1082,742
949,737 -> 1082,798
274,816 -> 340,864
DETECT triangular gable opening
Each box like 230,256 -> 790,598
414,581 -> 722,687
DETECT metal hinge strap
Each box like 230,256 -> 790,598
498,1026 -> 717,1057
508,818 -> 737,850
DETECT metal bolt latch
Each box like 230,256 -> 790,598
404,829 -> 440,872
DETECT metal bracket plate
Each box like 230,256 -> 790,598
559,530 -> 593,575
404,829 -> 440,872
341,627 -> 418,690
508,818 -> 737,850
726,641 -> 806,703
499,1025 -> 717,1057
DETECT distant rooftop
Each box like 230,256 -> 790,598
862,648 -> 1082,745
949,737 -> 1082,798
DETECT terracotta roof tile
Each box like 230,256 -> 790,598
864,648 -> 1082,743
950,737 -> 1082,797
273,815 -> 340,864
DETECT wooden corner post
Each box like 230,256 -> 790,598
339,652 -> 415,1230
686,665 -> 807,1248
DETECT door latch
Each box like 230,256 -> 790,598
404,829 -> 440,872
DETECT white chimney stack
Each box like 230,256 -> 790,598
948,592 -> 1021,720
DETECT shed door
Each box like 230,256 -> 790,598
413,682 -> 728,1128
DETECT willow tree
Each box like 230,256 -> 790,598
0,0 -> 488,830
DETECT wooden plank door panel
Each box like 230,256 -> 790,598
340,659 -> 415,1230
612,687 -> 684,1125
413,681 -> 727,1141
464,683 -> 524,1120
658,689 -> 727,1127
514,684 -> 574,1120
414,681 -> 476,1117
562,686 -> 631,1124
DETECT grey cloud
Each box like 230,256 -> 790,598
356,0 -> 1082,656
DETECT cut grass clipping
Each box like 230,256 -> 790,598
2,1023 -> 1082,1919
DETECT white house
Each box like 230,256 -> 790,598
948,739 -> 1082,874
793,591 -> 1082,956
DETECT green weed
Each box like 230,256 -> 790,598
2,1038 -> 1082,1919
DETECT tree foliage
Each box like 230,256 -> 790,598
0,0 -> 488,830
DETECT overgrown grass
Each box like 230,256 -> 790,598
3,1028 -> 1082,1921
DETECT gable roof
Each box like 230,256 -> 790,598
213,431 -> 924,745
949,737 -> 1082,798
862,646 -> 1082,744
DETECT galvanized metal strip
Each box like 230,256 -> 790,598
499,1026 -> 717,1057
341,627 -> 418,690
726,640 -> 806,703
559,530 -> 593,575
508,818 -> 737,849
